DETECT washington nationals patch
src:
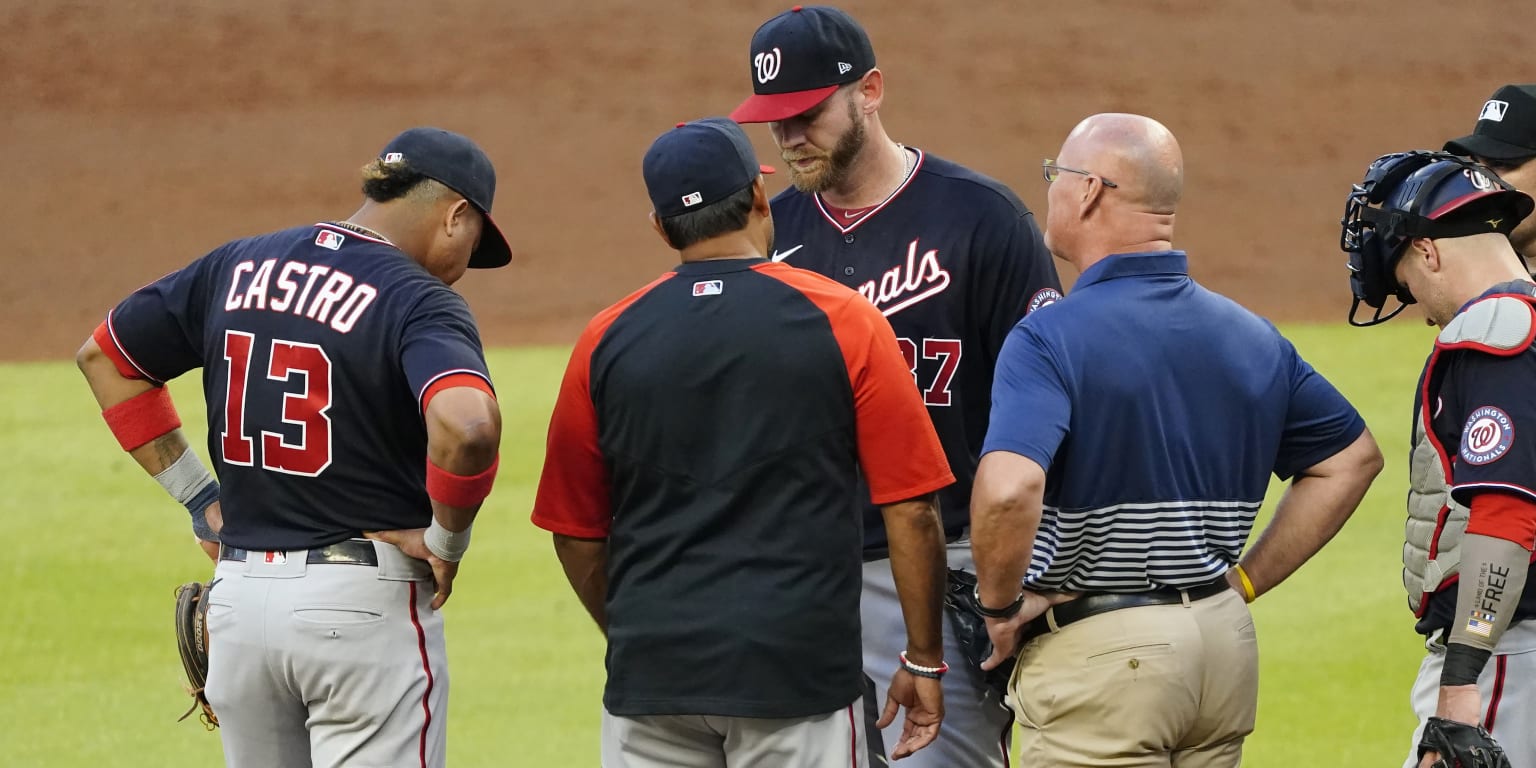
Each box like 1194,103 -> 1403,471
1461,405 -> 1514,465
1028,288 -> 1063,314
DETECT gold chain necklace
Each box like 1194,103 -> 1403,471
330,220 -> 395,245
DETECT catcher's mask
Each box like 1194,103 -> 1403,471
1341,150 -> 1533,326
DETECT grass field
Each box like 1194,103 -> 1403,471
0,322 -> 1443,766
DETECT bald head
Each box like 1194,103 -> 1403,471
1059,113 -> 1183,213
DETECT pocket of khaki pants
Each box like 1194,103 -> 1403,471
1085,642 -> 1175,667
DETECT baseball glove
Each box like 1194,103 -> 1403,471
943,568 -> 1015,708
173,580 -> 218,730
1417,717 -> 1511,768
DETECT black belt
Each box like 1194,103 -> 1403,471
1020,579 -> 1233,642
219,539 -> 378,566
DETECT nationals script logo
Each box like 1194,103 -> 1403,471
858,239 -> 951,316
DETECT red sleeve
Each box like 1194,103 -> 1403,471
530,274 -> 673,538
92,320 -> 150,381
530,320 -> 613,538
758,263 -> 955,504
420,372 -> 496,414
1467,491 -> 1536,550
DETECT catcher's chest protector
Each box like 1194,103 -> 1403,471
1405,294 -> 1536,615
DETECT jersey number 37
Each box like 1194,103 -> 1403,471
219,330 -> 333,476
897,337 -> 961,407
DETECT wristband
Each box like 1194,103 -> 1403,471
972,584 -> 1026,618
900,651 -> 949,679
1441,643 -> 1493,687
425,456 -> 499,509
423,517 -> 472,562
1233,564 -> 1257,603
153,449 -> 220,541
102,386 -> 181,451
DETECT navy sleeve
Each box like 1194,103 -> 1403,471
981,322 -> 1071,470
399,285 -> 493,408
1447,349 -> 1536,505
970,209 -> 1062,363
1273,337 -> 1367,480
102,254 -> 218,383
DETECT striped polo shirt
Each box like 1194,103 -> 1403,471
982,250 -> 1365,592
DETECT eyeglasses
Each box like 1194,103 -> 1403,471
1042,159 -> 1118,188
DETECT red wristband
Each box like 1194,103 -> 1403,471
101,386 -> 181,451
426,456 -> 499,508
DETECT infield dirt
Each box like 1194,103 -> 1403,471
2,0 -> 1523,360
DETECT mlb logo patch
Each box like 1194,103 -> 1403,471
693,280 -> 723,297
316,230 -> 345,250
383,152 -> 405,163
262,551 -> 287,565
1480,99 -> 1509,122
681,192 -> 704,207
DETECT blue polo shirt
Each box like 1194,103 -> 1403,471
982,250 -> 1365,592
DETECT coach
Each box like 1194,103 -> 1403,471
968,113 -> 1384,766
532,118 -> 953,766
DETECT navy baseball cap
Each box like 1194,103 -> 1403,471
643,118 -> 775,218
730,5 -> 875,124
378,127 -> 512,268
1444,84 -> 1536,163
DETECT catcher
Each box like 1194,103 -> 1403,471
1341,150 -> 1534,768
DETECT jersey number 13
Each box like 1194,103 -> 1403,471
220,330 -> 333,476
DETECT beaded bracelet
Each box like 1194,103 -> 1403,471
900,651 -> 949,679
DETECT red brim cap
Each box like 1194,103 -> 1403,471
730,85 -> 840,124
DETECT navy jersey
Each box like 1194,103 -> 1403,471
1416,282 -> 1536,634
96,223 -> 493,550
769,149 -> 1062,549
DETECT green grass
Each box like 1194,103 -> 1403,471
0,324 -> 1444,766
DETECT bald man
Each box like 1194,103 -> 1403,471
969,114 -> 1382,767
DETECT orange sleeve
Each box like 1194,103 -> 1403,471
530,319 -> 614,538
530,273 -> 674,538
758,263 -> 955,504
1468,491 -> 1536,550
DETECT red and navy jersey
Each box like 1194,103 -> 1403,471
531,258 -> 953,718
94,223 -> 494,550
1417,281 -> 1536,634
769,149 -> 1062,549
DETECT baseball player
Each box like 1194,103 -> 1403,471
1340,150 -> 1536,768
1444,84 -> 1536,263
532,117 -> 952,767
75,127 -> 510,768
731,6 -> 1062,765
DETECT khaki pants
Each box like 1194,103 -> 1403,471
1007,589 -> 1258,767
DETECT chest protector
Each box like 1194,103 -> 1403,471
1404,291 -> 1536,615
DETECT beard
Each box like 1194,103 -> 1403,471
783,97 -> 867,194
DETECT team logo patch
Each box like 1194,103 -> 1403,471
1460,405 -> 1514,465
693,280 -> 723,297
315,230 -> 345,250
1027,288 -> 1063,314
1479,99 -> 1509,123
1465,168 -> 1496,191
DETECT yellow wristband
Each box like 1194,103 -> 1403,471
1233,564 -> 1257,603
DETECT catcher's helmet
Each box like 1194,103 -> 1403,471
1341,150 -> 1533,326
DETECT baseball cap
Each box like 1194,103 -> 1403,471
378,127 -> 512,269
730,5 -> 875,124
643,118 -> 775,218
1444,84 -> 1536,163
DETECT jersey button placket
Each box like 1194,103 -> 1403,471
844,234 -> 855,244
